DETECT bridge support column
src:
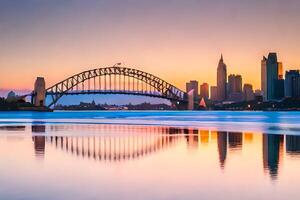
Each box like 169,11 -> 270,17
33,77 -> 46,107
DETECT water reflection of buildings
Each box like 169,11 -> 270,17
286,135 -> 300,156
31,125 -> 46,159
228,132 -> 243,151
262,134 -> 284,180
217,132 -> 227,169
185,129 -> 199,149
28,124 -> 300,181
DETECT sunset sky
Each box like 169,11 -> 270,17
1,0 -> 300,92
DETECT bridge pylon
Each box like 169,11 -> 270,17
33,77 -> 46,107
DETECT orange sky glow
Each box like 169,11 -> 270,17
1,0 -> 300,91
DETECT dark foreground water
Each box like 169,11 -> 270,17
1,111 -> 300,200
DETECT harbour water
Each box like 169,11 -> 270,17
1,111 -> 300,200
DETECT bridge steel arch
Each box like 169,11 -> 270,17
44,66 -> 187,108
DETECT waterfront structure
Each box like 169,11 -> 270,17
186,80 -> 199,99
217,55 -> 227,101
210,86 -> 218,101
243,84 -> 255,101
228,74 -> 243,102
29,66 -> 188,109
200,82 -> 209,100
33,77 -> 46,107
285,70 -> 300,98
262,53 -> 279,101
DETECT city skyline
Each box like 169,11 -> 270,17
1,0 -> 300,91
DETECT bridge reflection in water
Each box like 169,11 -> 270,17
30,124 -> 300,180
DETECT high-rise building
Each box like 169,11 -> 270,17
275,61 -> 285,99
285,70 -> 300,98
228,74 -> 236,95
243,83 -> 254,101
210,86 -> 218,101
235,75 -> 242,93
217,54 -> 227,101
261,56 -> 267,100
261,53 -> 282,101
227,74 -> 243,102
278,62 -> 283,79
200,82 -> 209,100
275,79 -> 285,99
186,80 -> 199,98
254,89 -> 263,102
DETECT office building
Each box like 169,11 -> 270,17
210,86 -> 218,101
243,83 -> 255,101
262,53 -> 279,101
186,80 -> 199,98
228,74 -> 243,102
261,56 -> 267,100
217,54 -> 227,101
200,82 -> 209,100
285,70 -> 300,98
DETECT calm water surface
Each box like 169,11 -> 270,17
1,111 -> 300,200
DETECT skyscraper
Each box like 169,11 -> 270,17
186,80 -> 199,98
228,74 -> 236,95
261,56 -> 267,100
261,53 -> 279,101
243,83 -> 255,101
285,70 -> 300,98
210,86 -> 218,101
200,82 -> 209,100
228,74 -> 243,102
275,79 -> 285,99
217,54 -> 227,101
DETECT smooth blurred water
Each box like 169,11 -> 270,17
1,111 -> 300,134
1,111 -> 300,200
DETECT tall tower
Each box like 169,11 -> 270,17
266,53 -> 279,100
262,53 -> 280,101
261,56 -> 267,100
217,54 -> 227,101
34,77 -> 46,107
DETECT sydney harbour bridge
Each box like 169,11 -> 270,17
29,64 -> 197,110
